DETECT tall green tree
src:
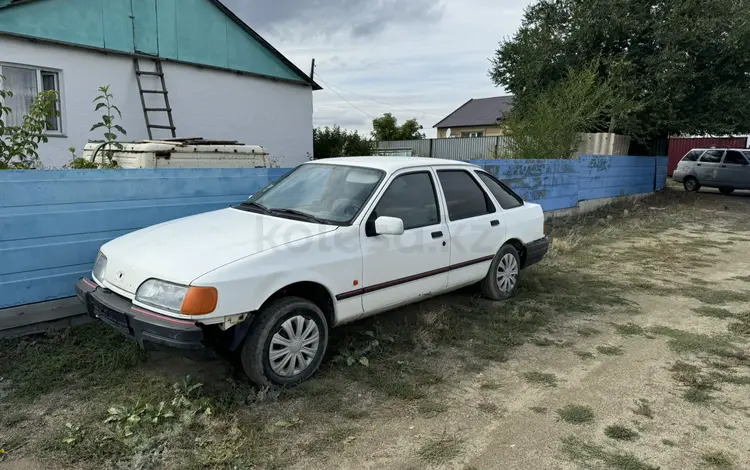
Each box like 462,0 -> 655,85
371,113 -> 425,141
490,0 -> 750,140
313,126 -> 374,159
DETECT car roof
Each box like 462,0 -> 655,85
304,156 -> 476,173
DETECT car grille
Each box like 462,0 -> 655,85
91,297 -> 130,335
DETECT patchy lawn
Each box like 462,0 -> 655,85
2,187 -> 750,469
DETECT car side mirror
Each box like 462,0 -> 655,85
374,216 -> 404,236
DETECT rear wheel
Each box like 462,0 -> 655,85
240,297 -> 328,387
683,177 -> 700,192
719,187 -> 735,195
481,244 -> 521,301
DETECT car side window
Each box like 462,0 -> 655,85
699,150 -> 724,163
723,150 -> 748,165
682,150 -> 704,162
371,172 -> 439,231
476,171 -> 524,210
437,170 -> 496,221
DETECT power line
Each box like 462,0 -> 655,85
315,75 -> 375,119
316,73 -> 445,118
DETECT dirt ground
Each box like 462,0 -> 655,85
2,185 -> 750,470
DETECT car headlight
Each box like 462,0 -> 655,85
135,279 -> 189,313
135,279 -> 218,315
92,253 -> 107,284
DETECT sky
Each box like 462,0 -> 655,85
223,0 -> 532,138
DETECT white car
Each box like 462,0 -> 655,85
76,157 -> 548,386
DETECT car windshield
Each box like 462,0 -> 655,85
238,164 -> 384,225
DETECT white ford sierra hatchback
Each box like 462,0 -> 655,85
76,157 -> 548,386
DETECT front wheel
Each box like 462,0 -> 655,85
240,297 -> 329,387
683,177 -> 700,192
481,244 -> 521,301
719,187 -> 735,195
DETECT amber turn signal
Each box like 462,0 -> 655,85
180,286 -> 218,315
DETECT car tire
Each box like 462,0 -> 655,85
240,296 -> 328,387
683,177 -> 700,192
719,187 -> 735,195
481,244 -> 522,301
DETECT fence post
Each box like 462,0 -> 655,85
429,139 -> 434,158
653,157 -> 657,191
495,136 -> 500,159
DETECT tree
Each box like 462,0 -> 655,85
489,0 -> 750,140
503,63 -> 621,159
371,113 -> 425,141
313,126 -> 374,158
0,80 -> 59,170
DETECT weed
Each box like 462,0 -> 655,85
562,436 -> 659,470
727,322 -> 750,335
615,323 -> 645,336
341,408 -> 370,420
701,450 -> 734,468
523,372 -> 558,387
734,275 -> 750,282
419,432 -> 464,463
597,345 -> 624,356
661,438 -> 676,447
678,288 -> 750,306
604,424 -> 639,441
693,307 -> 736,319
556,405 -> 595,424
631,399 -> 654,419
577,326 -> 601,337
0,411 -> 29,428
531,337 -> 557,347
717,374 -> 750,385
650,326 -> 747,362
575,350 -> 595,359
477,402 -> 499,414
418,401 -> 449,417
479,381 -> 501,391
695,424 -> 708,431
306,426 -> 359,454
683,387 -> 713,404
529,406 -> 548,414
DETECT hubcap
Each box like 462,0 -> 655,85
269,315 -> 320,377
496,253 -> 519,293
686,180 -> 696,190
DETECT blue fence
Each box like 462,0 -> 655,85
471,155 -> 668,212
0,168 -> 288,309
0,155 -> 667,310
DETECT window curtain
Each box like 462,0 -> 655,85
3,66 -> 38,127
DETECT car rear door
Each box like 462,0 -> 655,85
359,168 -> 450,314
719,150 -> 750,188
435,168 -> 505,289
695,149 -> 725,185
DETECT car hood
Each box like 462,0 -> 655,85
98,208 -> 336,294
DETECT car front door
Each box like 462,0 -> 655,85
695,149 -> 725,185
359,169 -> 450,314
720,150 -> 750,188
435,169 -> 505,289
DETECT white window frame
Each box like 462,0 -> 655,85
0,62 -> 65,136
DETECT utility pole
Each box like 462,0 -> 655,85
310,58 -> 315,80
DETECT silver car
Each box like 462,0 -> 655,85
672,148 -> 750,195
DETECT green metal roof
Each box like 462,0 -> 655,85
0,0 -> 321,89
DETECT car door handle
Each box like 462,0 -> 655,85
697,163 -> 702,166
490,220 -> 500,227
431,231 -> 443,239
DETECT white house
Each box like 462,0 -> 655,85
0,0 -> 320,168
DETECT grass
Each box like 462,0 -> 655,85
529,406 -> 548,414
661,438 -> 677,447
716,374 -> 750,385
417,400 -> 448,417
677,288 -> 750,306
556,405 -> 595,424
670,361 -> 718,404
531,336 -> 557,347
522,372 -> 558,387
683,387 -> 713,403
577,326 -> 602,337
615,323 -> 646,336
562,436 -> 659,470
604,424 -> 639,441
727,322 -> 750,335
418,432 -> 464,464
479,381 -> 501,391
734,275 -> 750,282
597,345 -> 624,356
477,402 -> 499,414
575,351 -> 595,359
701,450 -> 734,468
649,326 -> 747,362
631,399 -> 654,419
693,307 -> 736,319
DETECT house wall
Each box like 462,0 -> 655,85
0,36 -> 313,168
436,125 -> 505,138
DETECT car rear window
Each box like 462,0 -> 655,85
437,170 -> 496,221
681,150 -> 703,162
724,150 -> 748,165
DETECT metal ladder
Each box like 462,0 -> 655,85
133,58 -> 177,139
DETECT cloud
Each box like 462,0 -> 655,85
222,0 -> 532,137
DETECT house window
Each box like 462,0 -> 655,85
461,131 -> 483,138
0,64 -> 62,133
